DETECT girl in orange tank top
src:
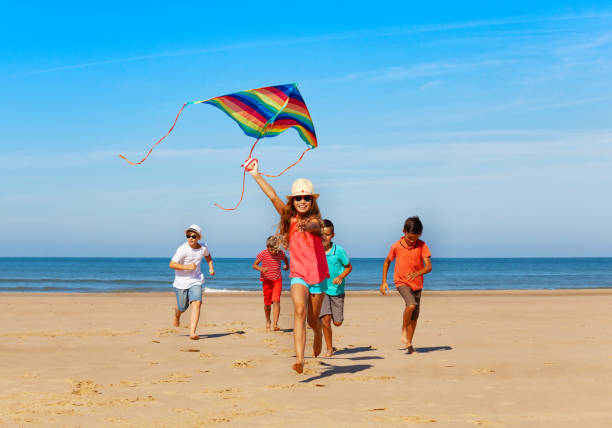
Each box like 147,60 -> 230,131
248,160 -> 329,374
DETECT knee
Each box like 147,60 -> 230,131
333,321 -> 343,327
405,304 -> 416,311
308,319 -> 320,330
191,300 -> 202,308
321,316 -> 331,328
294,305 -> 306,319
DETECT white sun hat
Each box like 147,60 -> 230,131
185,224 -> 202,238
287,178 -> 319,198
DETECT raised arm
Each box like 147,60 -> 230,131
247,159 -> 285,215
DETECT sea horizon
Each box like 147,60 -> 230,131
2,257 -> 611,293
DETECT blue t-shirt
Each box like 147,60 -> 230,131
325,244 -> 350,296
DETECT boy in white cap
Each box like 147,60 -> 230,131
170,224 -> 215,340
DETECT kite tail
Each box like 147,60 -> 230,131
213,156 -> 257,211
213,167 -> 249,211
118,103 -> 188,165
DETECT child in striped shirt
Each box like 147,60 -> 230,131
253,235 -> 289,331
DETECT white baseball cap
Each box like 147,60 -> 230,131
287,178 -> 319,198
185,224 -> 202,238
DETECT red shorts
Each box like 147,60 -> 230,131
262,278 -> 283,305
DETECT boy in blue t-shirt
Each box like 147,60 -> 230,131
319,219 -> 352,357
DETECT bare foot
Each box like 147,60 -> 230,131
190,335 -> 200,340
325,348 -> 334,357
173,309 -> 181,327
400,329 -> 409,347
313,332 -> 322,358
407,345 -> 415,354
292,362 -> 304,374
273,326 -> 280,331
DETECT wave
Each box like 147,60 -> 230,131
0,278 -> 168,285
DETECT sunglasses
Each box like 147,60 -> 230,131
293,195 -> 312,202
186,234 -> 198,239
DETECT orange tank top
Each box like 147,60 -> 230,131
288,219 -> 329,285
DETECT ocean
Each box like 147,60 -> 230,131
1,257 -> 611,293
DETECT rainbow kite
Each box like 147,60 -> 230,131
119,83 -> 317,210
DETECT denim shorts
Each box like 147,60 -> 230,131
290,277 -> 327,295
175,285 -> 202,312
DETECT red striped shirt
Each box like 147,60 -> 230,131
256,249 -> 287,281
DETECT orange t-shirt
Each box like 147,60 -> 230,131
288,219 -> 329,285
387,238 -> 431,291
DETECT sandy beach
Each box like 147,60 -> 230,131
1,290 -> 611,427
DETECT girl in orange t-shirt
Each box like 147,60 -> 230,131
248,159 -> 329,374
380,216 -> 432,353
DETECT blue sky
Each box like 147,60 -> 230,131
1,1 -> 612,257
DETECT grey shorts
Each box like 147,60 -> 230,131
175,285 -> 202,312
319,293 -> 345,324
397,286 -> 421,321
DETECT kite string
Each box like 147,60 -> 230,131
213,141 -> 312,211
261,147 -> 311,178
213,138 -> 261,211
119,103 -> 188,165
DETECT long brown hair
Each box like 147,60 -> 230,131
278,197 -> 321,248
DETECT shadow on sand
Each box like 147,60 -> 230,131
333,346 -> 377,355
188,330 -> 246,339
414,345 -> 452,354
344,355 -> 384,361
300,361 -> 373,383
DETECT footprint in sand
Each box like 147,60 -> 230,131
180,348 -> 200,353
152,373 -> 191,384
267,384 -> 297,389
119,380 -> 139,387
337,375 -> 395,382
402,416 -> 438,423
157,328 -> 178,337
70,380 -> 101,396
375,415 -> 437,424
174,408 -> 198,416
210,387 -> 241,394
199,353 -> 215,358
471,369 -> 496,375
232,359 -> 253,368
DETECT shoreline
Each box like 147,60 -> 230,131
3,288 -> 612,297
